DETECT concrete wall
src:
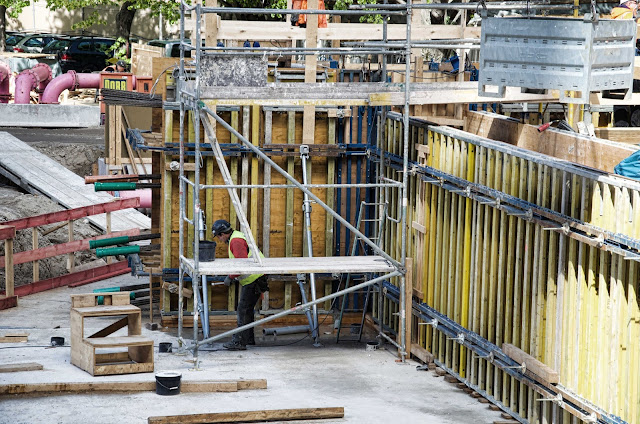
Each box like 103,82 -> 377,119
7,1 -> 180,41
0,104 -> 100,127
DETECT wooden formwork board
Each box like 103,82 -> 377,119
161,106 -> 368,316
377,113 -> 640,424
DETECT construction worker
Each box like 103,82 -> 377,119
612,0 -> 638,19
211,219 -> 268,350
103,60 -> 127,73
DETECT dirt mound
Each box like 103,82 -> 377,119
31,142 -> 104,177
0,141 -> 106,290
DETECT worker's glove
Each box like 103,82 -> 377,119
223,276 -> 236,287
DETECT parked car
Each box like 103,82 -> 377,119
42,37 -> 76,55
58,37 -> 116,73
147,39 -> 188,57
5,33 -> 30,51
12,34 -> 65,53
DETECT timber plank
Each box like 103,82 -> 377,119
502,343 -> 559,384
0,362 -> 43,373
0,133 -> 150,231
0,380 -> 265,395
147,407 -> 345,424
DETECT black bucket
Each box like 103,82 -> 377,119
155,371 -> 181,396
158,342 -> 172,353
195,240 -> 216,262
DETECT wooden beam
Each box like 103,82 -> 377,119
1,198 -> 141,232
147,407 -> 345,424
502,343 -> 559,384
0,363 -> 43,373
594,127 -> 640,144
464,110 -> 637,173
0,379 -> 267,395
0,334 -> 27,343
208,19 -> 480,41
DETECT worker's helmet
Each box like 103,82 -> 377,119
116,60 -> 127,69
211,219 -> 232,236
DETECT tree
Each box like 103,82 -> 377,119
45,0 -> 182,44
0,0 -> 30,51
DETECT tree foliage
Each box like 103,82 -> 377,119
45,0 -> 182,40
0,0 -> 31,51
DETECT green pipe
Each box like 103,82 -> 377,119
92,287 -> 136,305
96,245 -> 141,257
94,182 -> 138,191
90,236 -> 130,249
90,233 -> 160,249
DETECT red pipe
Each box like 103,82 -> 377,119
41,71 -> 101,104
0,62 -> 10,104
14,63 -> 52,104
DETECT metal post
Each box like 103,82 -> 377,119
191,3 -> 203,363
297,274 -> 318,340
300,145 -> 321,346
397,0 -> 412,362
177,0 -> 186,345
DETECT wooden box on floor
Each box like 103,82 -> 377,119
70,293 -> 154,376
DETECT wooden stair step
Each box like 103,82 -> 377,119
73,305 -> 141,317
85,335 -> 152,348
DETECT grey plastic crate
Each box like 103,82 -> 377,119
478,16 -> 636,104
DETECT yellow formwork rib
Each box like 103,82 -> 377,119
459,142 -> 474,379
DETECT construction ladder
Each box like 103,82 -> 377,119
335,200 -> 389,343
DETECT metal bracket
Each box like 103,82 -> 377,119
447,333 -> 465,344
536,392 -> 564,408
418,318 -> 438,328
512,208 -> 533,221
504,361 -> 527,374
472,351 -> 494,363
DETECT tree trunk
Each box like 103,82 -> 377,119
0,6 -> 6,53
115,1 -> 136,43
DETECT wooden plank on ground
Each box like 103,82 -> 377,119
0,363 -> 43,373
502,343 -> 559,384
0,379 -> 267,395
147,407 -> 345,424
0,334 -> 28,343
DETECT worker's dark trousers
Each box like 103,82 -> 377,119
231,277 -> 266,345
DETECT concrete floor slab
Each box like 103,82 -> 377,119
0,275 -> 503,424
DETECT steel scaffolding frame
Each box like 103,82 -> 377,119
175,0 -> 412,362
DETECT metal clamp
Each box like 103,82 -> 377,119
472,351 -> 494,363
505,361 -> 527,374
447,333 -> 465,344
418,318 -> 438,328
513,208 -> 533,221
536,392 -> 563,408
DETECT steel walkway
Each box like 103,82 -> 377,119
0,132 -> 150,232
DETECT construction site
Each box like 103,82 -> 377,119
1,1 -> 640,423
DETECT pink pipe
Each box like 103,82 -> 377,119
0,62 -> 10,104
41,71 -> 101,104
14,63 -> 52,104
117,189 -> 151,209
